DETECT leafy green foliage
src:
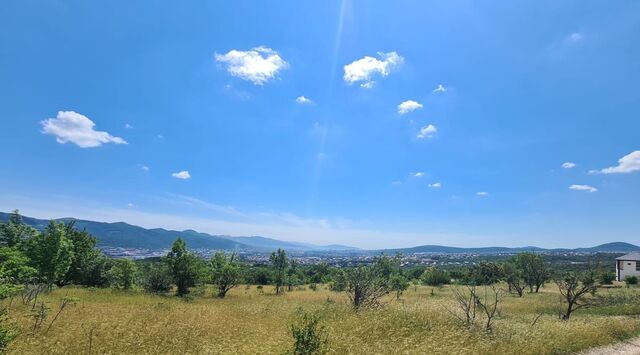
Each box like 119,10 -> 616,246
140,262 -> 172,293
512,253 -> 549,292
25,222 -> 74,287
288,311 -> 327,355
270,248 -> 288,295
210,252 -> 240,298
625,276 -> 638,285
0,210 -> 38,248
107,259 -> 137,289
166,238 -> 199,296
421,267 -> 450,286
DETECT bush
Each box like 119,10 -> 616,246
624,276 -> 638,285
106,259 -> 137,290
599,271 -> 615,285
0,308 -> 16,352
288,311 -> 327,355
141,262 -> 172,293
421,267 -> 450,286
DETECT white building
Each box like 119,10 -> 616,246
616,252 -> 640,282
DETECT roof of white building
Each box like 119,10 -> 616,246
616,252 -> 640,261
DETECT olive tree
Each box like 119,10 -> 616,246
555,272 -> 598,320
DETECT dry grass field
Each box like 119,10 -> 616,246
2,284 -> 640,355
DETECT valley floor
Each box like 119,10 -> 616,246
3,285 -> 640,354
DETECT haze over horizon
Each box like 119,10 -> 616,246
1,1 -> 639,249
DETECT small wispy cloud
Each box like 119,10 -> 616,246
397,100 -> 423,115
343,52 -> 403,88
124,123 -> 133,129
432,84 -> 447,93
562,162 -> 576,169
215,46 -> 288,85
590,151 -> 640,174
296,96 -> 313,105
428,182 -> 442,188
417,124 -> 437,139
392,181 -> 402,186
569,184 -> 597,193
171,171 -> 191,180
412,172 -> 425,178
476,191 -> 488,197
141,165 -> 150,172
566,32 -> 583,43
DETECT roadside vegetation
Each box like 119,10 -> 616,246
1,210 -> 640,354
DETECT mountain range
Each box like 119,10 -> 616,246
1,212 -> 638,254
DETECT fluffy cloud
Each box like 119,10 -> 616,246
569,184 -> 597,193
413,172 -> 425,178
172,171 -> 191,180
429,182 -> 442,188
432,84 -> 447,93
40,111 -> 127,148
215,46 -> 288,85
296,96 -> 313,104
592,151 -> 640,174
397,100 -> 423,114
417,124 -> 437,139
343,52 -> 403,88
476,191 -> 488,196
562,162 -> 576,169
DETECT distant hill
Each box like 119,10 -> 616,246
383,242 -> 640,254
0,212 -> 356,252
1,212 -> 637,254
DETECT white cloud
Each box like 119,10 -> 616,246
417,124 -> 437,139
127,203 -> 135,208
392,181 -> 402,186
562,162 -> 576,169
566,32 -> 583,43
343,52 -> 403,88
397,100 -> 423,115
569,184 -> 597,193
40,111 -> 127,148
413,172 -> 425,178
157,134 -> 164,139
215,46 -> 288,85
141,165 -> 150,171
432,84 -> 447,93
429,182 -> 442,188
296,96 -> 313,105
124,123 -> 133,129
476,191 -> 488,196
592,151 -> 640,174
172,171 -> 191,180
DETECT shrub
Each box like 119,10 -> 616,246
421,267 -> 450,286
288,311 -> 327,355
106,259 -> 137,290
141,262 -> 172,293
624,276 -> 638,285
0,308 -> 16,352
599,271 -> 615,285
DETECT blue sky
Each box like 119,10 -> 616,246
1,1 -> 639,249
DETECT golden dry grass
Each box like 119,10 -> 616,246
2,285 -> 640,354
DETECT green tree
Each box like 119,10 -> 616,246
26,222 -> 74,287
166,238 -> 199,296
513,253 -> 549,293
0,210 -> 38,248
288,311 -> 328,355
62,222 -> 103,286
389,274 -> 409,299
0,246 -> 36,284
555,271 -> 598,320
210,252 -> 240,298
270,248 -> 288,295
466,261 -> 503,285
421,267 -> 450,286
502,262 -> 525,297
107,258 -> 137,290
140,262 -> 172,293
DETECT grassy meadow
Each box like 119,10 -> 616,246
2,284 -> 640,355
